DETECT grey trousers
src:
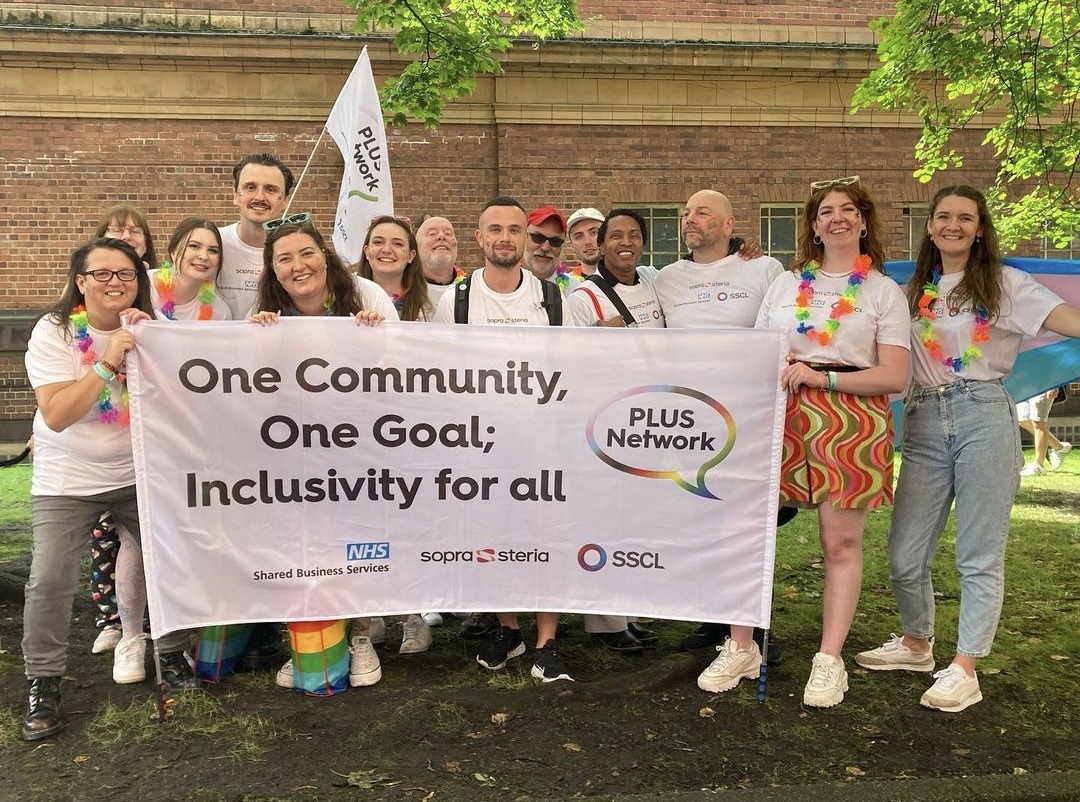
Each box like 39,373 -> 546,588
24,488 -> 187,677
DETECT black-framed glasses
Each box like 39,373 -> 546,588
528,231 -> 565,248
81,269 -> 139,283
810,175 -> 860,190
262,212 -> 312,231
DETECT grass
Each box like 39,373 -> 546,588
0,464 -> 32,559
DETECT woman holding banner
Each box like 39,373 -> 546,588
855,185 -> 1080,712
357,215 -> 433,322
21,238 -> 195,741
250,213 -> 396,696
745,179 -> 910,708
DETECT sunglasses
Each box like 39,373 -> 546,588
810,175 -> 860,190
528,231 -> 565,248
262,212 -> 312,231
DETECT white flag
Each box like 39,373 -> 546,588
326,47 -> 394,266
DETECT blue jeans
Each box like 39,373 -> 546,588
888,379 -> 1022,658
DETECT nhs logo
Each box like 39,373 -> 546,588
346,542 -> 390,561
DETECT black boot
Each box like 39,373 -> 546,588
239,623 -> 286,670
159,651 -> 200,691
23,676 -> 64,741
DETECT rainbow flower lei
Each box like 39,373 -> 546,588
916,266 -> 990,371
155,263 -> 215,321
794,254 -> 872,345
553,263 -> 585,293
71,305 -> 129,426
453,266 -> 467,283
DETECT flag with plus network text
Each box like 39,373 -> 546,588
326,47 -> 394,266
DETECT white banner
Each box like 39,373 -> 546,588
325,47 -> 394,266
127,321 -> 788,637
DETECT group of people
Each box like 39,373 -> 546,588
20,151 -> 1080,742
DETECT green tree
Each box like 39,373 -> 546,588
852,0 -> 1080,250
346,0 -> 583,129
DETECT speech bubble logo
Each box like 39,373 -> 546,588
585,385 -> 736,500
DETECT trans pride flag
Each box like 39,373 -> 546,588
885,258 -> 1080,402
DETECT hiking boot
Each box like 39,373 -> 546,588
349,636 -> 382,687
369,617 -> 386,646
91,625 -> 122,654
531,639 -> 574,682
697,638 -> 762,693
803,652 -> 848,708
159,650 -> 200,691
239,623 -> 286,670
855,634 -> 935,672
476,626 -> 525,670
22,677 -> 63,741
399,616 -> 433,655
1048,442 -> 1072,470
920,664 -> 982,712
275,659 -> 296,689
679,622 -> 730,651
113,633 -> 148,684
459,612 -> 499,639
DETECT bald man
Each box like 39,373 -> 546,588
417,216 -> 464,309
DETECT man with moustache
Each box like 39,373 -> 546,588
523,205 -> 587,294
417,216 -> 466,309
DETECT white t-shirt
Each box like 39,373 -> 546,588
25,316 -> 136,496
353,276 -> 402,321
756,268 -> 910,367
217,222 -> 264,320
434,268 -> 573,326
565,267 -> 665,328
910,265 -> 1064,387
655,254 -> 785,328
147,268 -> 233,321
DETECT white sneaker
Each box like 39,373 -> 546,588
92,626 -> 122,654
803,652 -> 848,708
855,634 -> 935,672
399,616 -> 433,655
421,612 -> 444,627
697,638 -> 761,693
1020,462 -> 1046,477
275,659 -> 295,689
349,636 -> 382,687
920,664 -> 982,712
368,617 -> 385,646
1048,442 -> 1072,470
112,633 -> 147,684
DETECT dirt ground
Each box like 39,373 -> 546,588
3,589 -> 1078,802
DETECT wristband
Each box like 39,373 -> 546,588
98,358 -> 121,376
827,371 -> 838,391
92,361 -> 116,382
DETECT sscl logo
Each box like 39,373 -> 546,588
577,543 -> 666,571
577,543 -> 607,572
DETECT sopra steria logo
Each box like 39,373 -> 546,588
420,548 -> 549,563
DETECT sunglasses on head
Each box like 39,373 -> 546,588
528,231 -> 565,248
262,212 -> 312,231
810,175 -> 860,190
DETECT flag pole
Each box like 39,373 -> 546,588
283,128 -> 327,217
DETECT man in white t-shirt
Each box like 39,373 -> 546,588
653,189 -> 789,659
417,216 -> 464,309
566,207 -> 604,277
521,205 -> 585,294
434,197 -> 572,683
217,153 -> 294,319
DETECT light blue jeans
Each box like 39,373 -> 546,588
888,379 -> 1022,658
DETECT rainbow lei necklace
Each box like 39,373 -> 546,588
71,306 -> 129,426
155,263 -> 215,320
794,254 -> 872,345
916,266 -> 990,370
453,266 -> 467,283
553,263 -> 585,293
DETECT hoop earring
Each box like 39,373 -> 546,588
860,229 -> 868,239
813,234 -> 822,245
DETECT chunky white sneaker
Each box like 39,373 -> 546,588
368,617 -> 386,646
1020,462 -> 1046,477
1048,442 -> 1072,470
920,664 -> 982,712
421,612 -> 444,627
399,616 -> 433,655
92,626 -> 122,654
349,636 -> 382,687
275,659 -> 296,689
112,633 -> 147,684
855,634 -> 935,672
803,652 -> 848,708
697,638 -> 762,693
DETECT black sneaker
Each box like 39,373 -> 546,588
459,612 -> 499,639
531,640 -> 574,683
159,650 -> 200,691
476,626 -> 525,670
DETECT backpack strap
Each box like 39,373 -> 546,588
585,272 -> 636,326
540,278 -> 563,326
453,275 -> 471,324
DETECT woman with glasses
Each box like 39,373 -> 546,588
94,205 -> 158,270
357,215 -> 433,322
250,215 -> 397,695
855,186 -> 1080,712
751,179 -> 910,708
20,238 -> 195,740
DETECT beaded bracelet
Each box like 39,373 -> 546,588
92,361 -> 116,382
98,358 -> 121,376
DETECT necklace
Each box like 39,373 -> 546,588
794,254 -> 871,345
553,263 -> 584,293
70,306 -> 129,426
453,266 -> 467,283
916,266 -> 990,370
155,263 -> 215,320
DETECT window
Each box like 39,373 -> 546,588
902,205 -> 929,260
1042,229 -> 1080,259
617,204 -> 682,268
759,205 -> 801,269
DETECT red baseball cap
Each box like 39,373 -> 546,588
527,205 -> 567,232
